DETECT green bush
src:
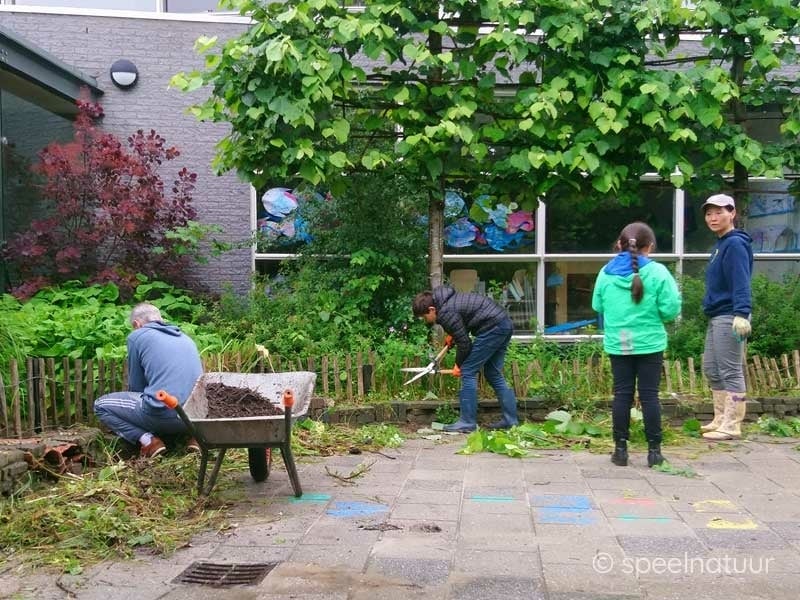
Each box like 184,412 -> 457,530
665,275 -> 706,360
668,273 -> 800,360
0,278 -> 229,365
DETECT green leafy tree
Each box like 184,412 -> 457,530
213,168 -> 429,356
173,0 -> 799,286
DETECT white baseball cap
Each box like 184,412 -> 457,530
702,193 -> 735,210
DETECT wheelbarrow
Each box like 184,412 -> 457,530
156,371 -> 316,497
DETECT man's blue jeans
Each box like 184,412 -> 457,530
457,320 -> 519,427
94,391 -> 187,444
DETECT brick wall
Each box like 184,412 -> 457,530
2,12 -> 253,294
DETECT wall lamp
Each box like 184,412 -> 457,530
110,59 -> 139,90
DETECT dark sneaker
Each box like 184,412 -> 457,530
647,448 -> 665,468
611,442 -> 628,466
442,421 -> 477,433
486,420 -> 516,430
140,437 -> 166,459
186,437 -> 201,454
611,447 -> 628,466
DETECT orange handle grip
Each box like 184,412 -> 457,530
282,389 -> 295,409
451,365 -> 461,378
156,390 -> 179,409
444,335 -> 454,348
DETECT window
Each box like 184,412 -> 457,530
9,0 -> 157,9
546,183 -> 675,253
165,0 -> 224,12
255,186 -> 323,255
1,89 -> 73,287
445,263 -> 538,333
443,187 -> 536,255
686,179 -> 799,254
252,176 -> 800,337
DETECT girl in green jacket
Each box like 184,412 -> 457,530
592,222 -> 682,467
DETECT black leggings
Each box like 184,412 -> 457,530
609,352 -> 664,445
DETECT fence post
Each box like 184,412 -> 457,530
11,360 -> 22,438
36,358 -> 46,432
356,352 -> 364,398
0,370 -> 8,437
345,354 -> 354,402
75,358 -> 84,424
511,362 -> 522,398
63,357 -> 72,427
332,356 -> 341,397
86,359 -> 95,423
26,358 -> 36,434
793,350 -> 800,387
46,358 -> 57,427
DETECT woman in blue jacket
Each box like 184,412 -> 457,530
699,194 -> 753,441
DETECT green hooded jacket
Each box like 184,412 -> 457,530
591,252 -> 682,355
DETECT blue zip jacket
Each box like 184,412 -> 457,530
703,229 -> 753,318
126,321 -> 203,413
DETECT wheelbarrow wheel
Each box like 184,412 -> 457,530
248,447 -> 273,482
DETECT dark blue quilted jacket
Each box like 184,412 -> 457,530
433,286 -> 511,365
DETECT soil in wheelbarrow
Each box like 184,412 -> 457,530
205,382 -> 285,418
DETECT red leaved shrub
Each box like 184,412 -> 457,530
2,98 -> 199,298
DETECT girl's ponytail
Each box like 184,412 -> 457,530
628,237 -> 644,303
617,222 -> 655,304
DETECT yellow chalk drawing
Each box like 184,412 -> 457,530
707,517 -> 758,530
693,500 -> 737,512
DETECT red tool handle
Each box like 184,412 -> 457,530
283,389 -> 295,409
156,389 -> 179,409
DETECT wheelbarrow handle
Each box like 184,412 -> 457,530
156,390 -> 179,409
156,389 -> 199,440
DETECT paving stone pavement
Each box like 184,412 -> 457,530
4,436 -> 800,600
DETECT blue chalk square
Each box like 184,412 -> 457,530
534,507 -> 600,525
531,494 -> 595,510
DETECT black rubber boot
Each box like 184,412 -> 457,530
611,440 -> 628,466
647,444 -> 665,468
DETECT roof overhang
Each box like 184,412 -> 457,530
0,25 -> 103,117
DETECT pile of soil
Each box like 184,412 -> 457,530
205,382 -> 285,418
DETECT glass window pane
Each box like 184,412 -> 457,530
745,180 -> 800,254
443,262 -> 537,333
1,90 -> 73,290
753,259 -> 800,281
684,258 -> 800,284
256,186 -> 325,253
443,187 -> 536,255
166,0 -> 224,12
686,179 -> 799,253
544,260 -> 603,334
545,183 -> 674,253
12,0 -> 156,9
683,191 -> 718,253
746,106 -> 784,145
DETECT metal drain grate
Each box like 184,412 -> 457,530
173,562 -> 278,587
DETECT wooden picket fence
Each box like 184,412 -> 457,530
2,350 -> 800,438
